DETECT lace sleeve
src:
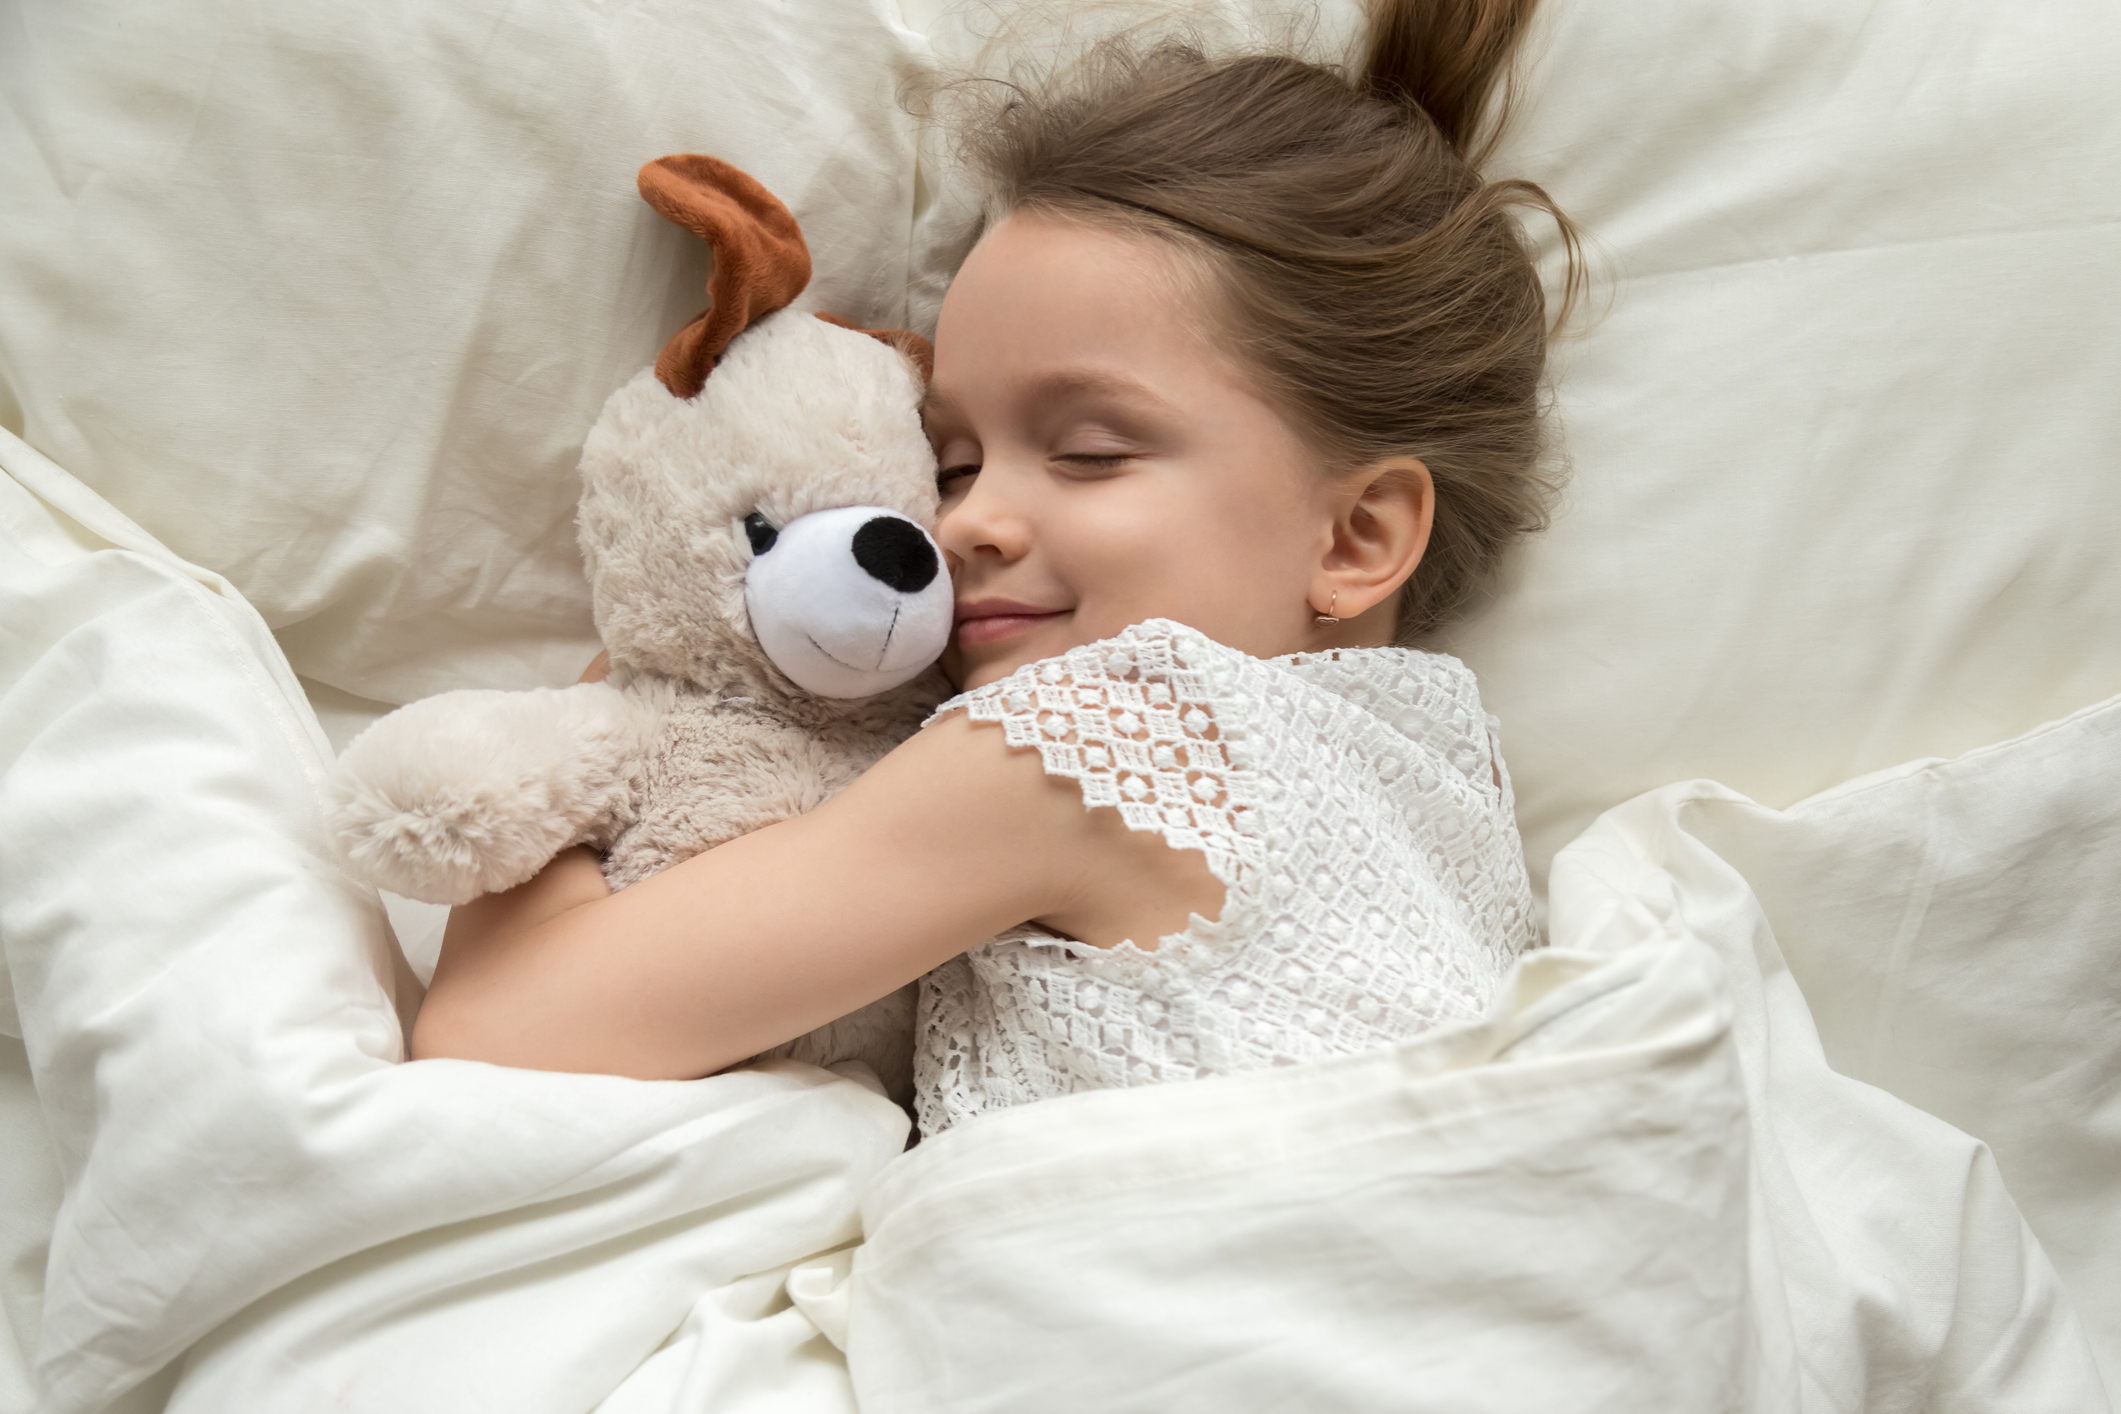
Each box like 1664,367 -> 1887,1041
928,621 -> 1268,891
914,621 -> 1532,1133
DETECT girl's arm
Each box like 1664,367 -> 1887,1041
410,710 -> 1220,1079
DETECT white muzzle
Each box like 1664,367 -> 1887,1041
743,504 -> 953,699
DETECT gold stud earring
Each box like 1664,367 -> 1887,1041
1314,591 -> 1339,626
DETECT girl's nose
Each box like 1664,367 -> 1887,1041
938,465 -> 1032,565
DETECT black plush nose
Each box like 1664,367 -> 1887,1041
851,515 -> 939,593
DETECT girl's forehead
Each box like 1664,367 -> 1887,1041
930,213 -> 1230,417
944,213 -> 1203,334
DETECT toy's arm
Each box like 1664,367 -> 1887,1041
325,682 -> 661,906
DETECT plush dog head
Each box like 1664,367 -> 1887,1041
576,155 -> 951,703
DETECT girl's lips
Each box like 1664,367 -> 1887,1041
954,601 -> 1067,649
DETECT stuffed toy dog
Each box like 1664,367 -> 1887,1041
326,154 -> 952,1099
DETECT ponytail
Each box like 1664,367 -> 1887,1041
1363,0 -> 1540,161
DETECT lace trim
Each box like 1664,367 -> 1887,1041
929,621 -> 1268,969
1265,643 -> 1505,806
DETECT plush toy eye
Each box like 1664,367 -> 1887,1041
743,512 -> 778,555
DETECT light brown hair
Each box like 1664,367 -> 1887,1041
953,0 -> 1580,640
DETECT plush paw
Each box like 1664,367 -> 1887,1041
324,684 -> 652,905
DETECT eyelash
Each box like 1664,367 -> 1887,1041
937,452 -> 1130,490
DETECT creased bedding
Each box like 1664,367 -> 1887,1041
841,775 -> 2116,1412
0,434 -> 907,1414
2,441 -> 2111,1410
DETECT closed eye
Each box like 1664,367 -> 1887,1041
937,464 -> 980,490
1056,453 -> 1128,470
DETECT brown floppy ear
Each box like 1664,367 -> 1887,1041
814,312 -> 936,382
638,155 -> 812,399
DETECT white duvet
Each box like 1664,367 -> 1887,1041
3,439 -> 2111,1411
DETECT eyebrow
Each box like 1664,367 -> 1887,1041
923,367 -> 1178,419
1028,368 -> 1177,410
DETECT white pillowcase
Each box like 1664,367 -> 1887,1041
0,0 -> 934,707
9,0 -> 2113,874
904,0 -> 2121,896
1443,0 -> 2121,889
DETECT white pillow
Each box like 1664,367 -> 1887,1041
17,0 -> 2110,871
0,0 -> 933,706
904,0 -> 2121,891
898,0 -> 1367,330
1442,0 -> 2121,889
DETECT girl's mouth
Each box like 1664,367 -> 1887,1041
954,599 -> 1068,649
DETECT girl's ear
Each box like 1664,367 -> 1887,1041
1312,458 -> 1434,626
637,154 -> 814,398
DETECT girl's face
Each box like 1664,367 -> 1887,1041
925,212 -> 1357,691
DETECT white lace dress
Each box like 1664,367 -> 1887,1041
914,619 -> 1536,1137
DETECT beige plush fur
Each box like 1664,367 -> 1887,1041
327,305 -> 948,1101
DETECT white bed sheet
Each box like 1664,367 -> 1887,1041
4,0 -> 2120,1407
2,440 -> 2112,1410
1686,698 -> 2121,1382
0,436 -> 908,1414
840,670 -> 2121,1409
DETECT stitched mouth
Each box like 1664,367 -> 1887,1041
807,604 -> 903,674
878,604 -> 900,667
806,633 -> 875,675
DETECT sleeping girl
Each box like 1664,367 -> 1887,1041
411,0 -> 1582,1140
